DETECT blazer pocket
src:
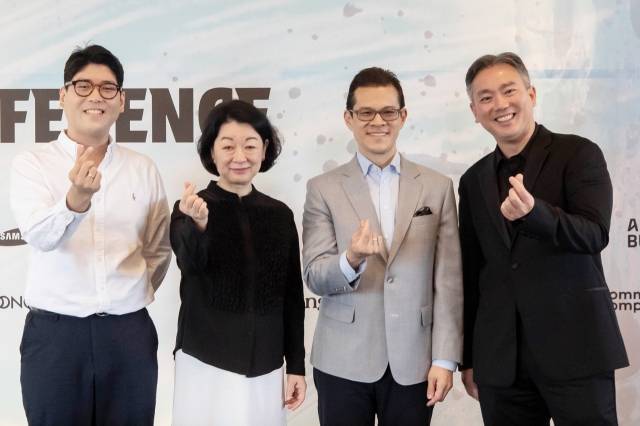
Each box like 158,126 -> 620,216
564,286 -> 609,296
411,214 -> 439,227
322,298 -> 355,323
421,303 -> 434,326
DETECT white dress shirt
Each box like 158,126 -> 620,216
339,150 -> 457,372
10,131 -> 171,317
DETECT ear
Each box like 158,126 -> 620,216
470,102 -> 479,123
399,107 -> 408,125
119,90 -> 126,113
344,109 -> 355,131
59,86 -> 67,109
262,139 -> 269,161
528,85 -> 537,108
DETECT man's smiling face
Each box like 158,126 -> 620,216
60,63 -> 125,143
344,85 -> 407,165
469,63 -> 537,150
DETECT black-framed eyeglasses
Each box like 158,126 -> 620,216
64,80 -> 121,100
349,108 -> 403,122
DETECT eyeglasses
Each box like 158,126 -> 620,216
64,80 -> 121,100
349,108 -> 403,122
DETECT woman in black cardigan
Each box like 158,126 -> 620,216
170,100 -> 306,425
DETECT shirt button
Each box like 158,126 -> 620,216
511,263 -> 519,269
385,235 -> 389,239
384,206 -> 388,210
100,287 -> 105,291
387,277 -> 394,283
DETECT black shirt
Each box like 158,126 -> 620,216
170,181 -> 305,377
495,124 -> 539,233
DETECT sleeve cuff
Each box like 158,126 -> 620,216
432,359 -> 458,372
339,251 -> 366,284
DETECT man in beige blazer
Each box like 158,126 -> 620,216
302,67 -> 463,426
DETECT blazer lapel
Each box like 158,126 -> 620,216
341,156 -> 389,262
387,157 -> 422,266
477,152 -> 511,249
522,125 -> 551,194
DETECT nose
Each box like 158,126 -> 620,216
233,148 -> 247,162
87,86 -> 103,101
494,93 -> 509,110
370,112 -> 386,125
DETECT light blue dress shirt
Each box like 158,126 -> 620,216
339,151 -> 457,373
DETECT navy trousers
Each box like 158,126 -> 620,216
314,366 -> 434,426
20,308 -> 158,426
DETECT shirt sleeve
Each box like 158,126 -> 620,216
431,359 -> 458,372
10,152 -> 89,252
339,251 -> 367,284
141,166 -> 172,292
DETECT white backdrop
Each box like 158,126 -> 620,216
1,1 -> 639,424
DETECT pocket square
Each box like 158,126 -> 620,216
414,206 -> 432,217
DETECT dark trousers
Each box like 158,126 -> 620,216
20,307 -> 159,426
477,316 -> 618,426
314,366 -> 434,426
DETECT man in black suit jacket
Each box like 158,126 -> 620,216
458,52 -> 629,426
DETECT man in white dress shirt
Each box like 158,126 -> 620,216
10,45 -> 171,425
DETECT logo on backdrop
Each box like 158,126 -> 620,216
0,228 -> 26,246
305,297 -> 321,310
0,87 -> 270,143
629,219 -> 638,247
0,296 -> 26,309
611,291 -> 640,313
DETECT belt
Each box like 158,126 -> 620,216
29,307 -> 109,317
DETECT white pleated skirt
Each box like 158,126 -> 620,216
172,349 -> 286,426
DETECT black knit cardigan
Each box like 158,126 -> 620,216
170,181 -> 305,377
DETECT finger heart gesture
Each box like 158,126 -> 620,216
179,182 -> 209,232
345,219 -> 382,269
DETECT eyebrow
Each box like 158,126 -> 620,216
219,136 -> 259,141
76,78 -> 118,85
356,105 -> 399,110
475,81 -> 517,97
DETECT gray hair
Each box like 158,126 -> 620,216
465,52 -> 531,100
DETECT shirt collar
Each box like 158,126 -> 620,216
495,123 -> 539,166
356,150 -> 401,177
58,130 -> 116,165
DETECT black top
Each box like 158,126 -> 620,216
495,124 -> 539,233
170,181 -> 305,377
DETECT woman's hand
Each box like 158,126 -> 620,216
284,374 -> 306,411
179,182 -> 209,232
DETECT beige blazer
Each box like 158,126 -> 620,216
302,154 -> 463,385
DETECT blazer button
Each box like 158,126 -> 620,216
387,277 -> 395,283
247,331 -> 253,336
511,263 -> 519,269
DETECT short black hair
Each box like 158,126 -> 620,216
346,67 -> 405,110
198,100 -> 282,176
64,45 -> 124,87
465,52 -> 531,100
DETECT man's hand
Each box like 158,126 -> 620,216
179,182 -> 209,232
284,374 -> 307,411
345,220 -> 382,269
426,365 -> 453,407
461,368 -> 479,401
66,145 -> 101,213
501,173 -> 535,221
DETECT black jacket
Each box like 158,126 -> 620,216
170,182 -> 305,377
459,124 -> 628,386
